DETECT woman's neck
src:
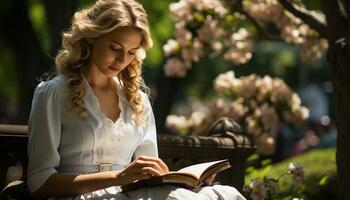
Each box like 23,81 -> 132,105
83,66 -> 111,89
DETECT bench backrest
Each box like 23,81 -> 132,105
0,124 -> 255,192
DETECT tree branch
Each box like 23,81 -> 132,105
338,0 -> 349,19
240,10 -> 283,42
338,0 -> 350,33
226,0 -> 283,41
278,0 -> 327,38
321,0 -> 348,42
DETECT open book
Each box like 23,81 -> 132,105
121,159 -> 231,192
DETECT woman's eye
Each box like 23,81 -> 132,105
111,46 -> 122,51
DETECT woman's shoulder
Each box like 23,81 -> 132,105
34,74 -> 68,97
139,90 -> 152,108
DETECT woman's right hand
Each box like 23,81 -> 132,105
114,155 -> 169,186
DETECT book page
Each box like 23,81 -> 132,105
176,159 -> 228,179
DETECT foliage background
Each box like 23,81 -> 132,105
0,0 -> 333,124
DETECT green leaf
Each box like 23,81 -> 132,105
28,1 -> 51,53
261,159 -> 273,166
247,154 -> 259,162
319,176 -> 329,186
246,166 -> 256,174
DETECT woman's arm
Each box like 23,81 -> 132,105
32,171 -> 119,198
32,156 -> 169,198
133,92 -> 158,158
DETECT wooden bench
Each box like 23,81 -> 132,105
0,123 -> 255,195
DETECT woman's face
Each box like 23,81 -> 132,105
87,26 -> 143,77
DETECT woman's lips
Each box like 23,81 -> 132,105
109,65 -> 121,71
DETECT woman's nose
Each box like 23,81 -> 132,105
115,52 -> 125,64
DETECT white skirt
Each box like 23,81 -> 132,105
49,185 -> 246,200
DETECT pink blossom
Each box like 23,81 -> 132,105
175,22 -> 192,46
169,0 -> 193,22
260,103 -> 279,133
246,117 -> 262,137
163,57 -> 188,77
197,16 -> 224,43
181,39 -> 204,62
256,133 -> 276,155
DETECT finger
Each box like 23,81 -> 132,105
131,164 -> 162,177
155,159 -> 169,173
135,173 -> 152,181
147,159 -> 168,174
137,156 -> 169,173
134,160 -> 165,174
141,166 -> 163,176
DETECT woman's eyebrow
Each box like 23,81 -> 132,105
111,40 -> 140,50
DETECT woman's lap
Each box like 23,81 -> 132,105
51,185 -> 246,200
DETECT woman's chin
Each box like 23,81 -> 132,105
101,71 -> 120,78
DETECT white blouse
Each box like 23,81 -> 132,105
26,75 -> 158,193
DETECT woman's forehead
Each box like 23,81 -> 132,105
105,26 -> 142,49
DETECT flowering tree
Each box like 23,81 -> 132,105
160,0 -> 350,199
163,0 -> 326,77
166,71 -> 309,155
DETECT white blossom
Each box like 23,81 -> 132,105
291,106 -> 309,125
249,179 -> 268,200
189,111 -> 207,127
163,39 -> 180,57
213,70 -> 237,93
288,163 -> 305,184
165,114 -> 191,133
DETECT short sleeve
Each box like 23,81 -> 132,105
26,80 -> 62,193
133,92 -> 158,159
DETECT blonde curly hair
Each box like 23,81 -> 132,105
55,0 -> 153,126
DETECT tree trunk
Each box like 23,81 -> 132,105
1,0 -> 78,123
328,38 -> 350,200
43,0 -> 78,58
153,67 -> 184,134
322,1 -> 350,198
1,0 -> 48,123
328,37 -> 350,200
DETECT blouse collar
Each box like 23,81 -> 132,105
81,75 -> 130,127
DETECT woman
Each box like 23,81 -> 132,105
27,0 -> 246,199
